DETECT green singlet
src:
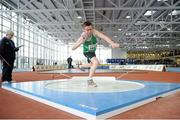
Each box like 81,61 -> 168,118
83,34 -> 97,53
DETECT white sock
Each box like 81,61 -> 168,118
87,77 -> 92,81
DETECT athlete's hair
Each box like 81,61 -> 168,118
82,21 -> 93,28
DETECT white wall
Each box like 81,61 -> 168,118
111,48 -> 127,58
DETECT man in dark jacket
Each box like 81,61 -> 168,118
67,56 -> 73,69
0,30 -> 19,83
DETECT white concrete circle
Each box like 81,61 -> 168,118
45,77 -> 144,93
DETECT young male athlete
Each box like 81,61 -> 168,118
72,21 -> 119,87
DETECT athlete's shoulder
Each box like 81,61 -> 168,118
92,29 -> 99,37
93,29 -> 105,36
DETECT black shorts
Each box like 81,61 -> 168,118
83,52 -> 96,63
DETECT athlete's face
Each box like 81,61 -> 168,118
83,25 -> 93,36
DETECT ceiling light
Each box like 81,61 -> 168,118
157,0 -> 168,1
167,28 -> 171,31
26,18 -> 31,21
77,16 -> 82,19
137,46 -> 148,49
144,10 -> 156,16
135,20 -> 145,25
141,33 -> 147,36
126,33 -> 132,36
156,44 -> 169,47
126,16 -> 131,19
168,10 -> 180,16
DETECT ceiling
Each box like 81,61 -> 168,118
2,0 -> 180,51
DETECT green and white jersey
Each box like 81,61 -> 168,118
83,34 -> 97,53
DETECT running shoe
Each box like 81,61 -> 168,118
87,79 -> 97,87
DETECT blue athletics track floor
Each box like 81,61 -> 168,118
1,68 -> 180,119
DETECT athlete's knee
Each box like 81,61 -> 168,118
93,60 -> 99,66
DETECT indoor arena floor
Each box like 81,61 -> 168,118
0,68 -> 180,119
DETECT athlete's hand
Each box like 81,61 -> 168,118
81,32 -> 90,40
111,42 -> 120,48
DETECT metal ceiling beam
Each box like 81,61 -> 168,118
19,0 -> 36,10
1,6 -> 180,13
46,30 -> 180,34
93,0 -> 95,24
107,0 -> 118,8
2,0 -> 180,51
23,21 -> 180,26
55,36 -> 180,39
80,0 -> 87,21
133,10 -> 171,37
120,0 -> 155,38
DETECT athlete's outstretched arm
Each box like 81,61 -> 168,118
72,36 -> 84,50
93,29 -> 119,48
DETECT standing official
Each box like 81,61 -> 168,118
0,30 -> 19,83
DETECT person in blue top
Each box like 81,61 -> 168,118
72,21 -> 119,87
0,30 -> 19,83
